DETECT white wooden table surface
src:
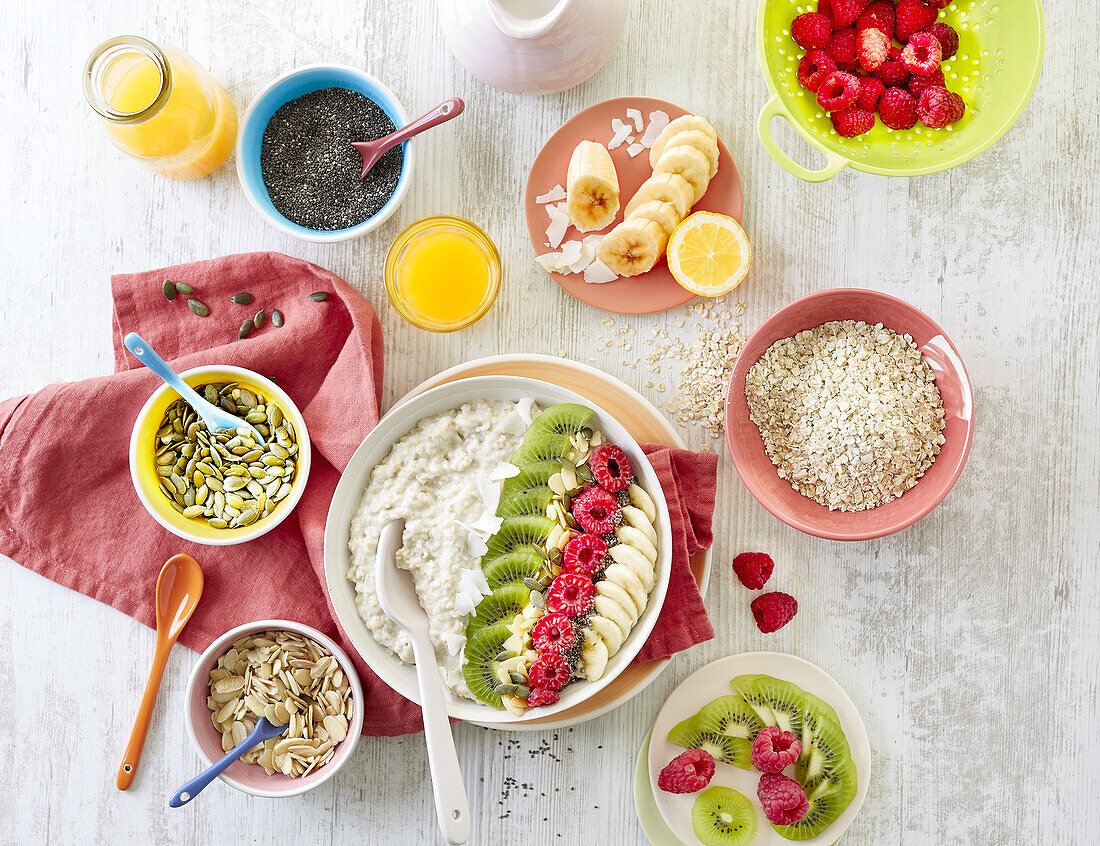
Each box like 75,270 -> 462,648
1,2 -> 1096,844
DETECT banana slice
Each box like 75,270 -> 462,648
603,563 -> 648,614
597,581 -> 640,624
627,484 -> 657,523
624,173 -> 695,219
622,505 -> 658,545
596,218 -> 668,277
609,542 -> 656,591
594,594 -> 633,638
586,614 -> 624,656
580,632 -> 609,681
649,115 -> 719,167
652,145 -> 711,204
616,525 -> 658,564
566,140 -> 620,232
662,129 -> 719,178
628,200 -> 682,238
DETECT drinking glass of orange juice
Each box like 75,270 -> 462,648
84,36 -> 237,180
385,216 -> 502,332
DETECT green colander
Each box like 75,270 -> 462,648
756,0 -> 1045,181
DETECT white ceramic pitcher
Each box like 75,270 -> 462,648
437,0 -> 629,95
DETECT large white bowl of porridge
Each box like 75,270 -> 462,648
323,376 -> 673,725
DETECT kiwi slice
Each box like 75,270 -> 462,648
461,622 -> 512,709
523,403 -> 593,444
496,486 -> 555,519
691,786 -> 757,846
730,674 -> 806,737
666,695 -> 763,769
500,460 -> 560,499
483,515 -> 555,561
509,434 -> 573,467
482,550 -> 545,589
465,584 -> 530,639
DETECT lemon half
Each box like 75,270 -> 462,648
667,211 -> 752,296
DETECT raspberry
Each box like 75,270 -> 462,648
895,0 -> 937,43
530,611 -> 577,653
925,22 -> 959,59
751,726 -> 804,774
587,444 -> 634,493
830,105 -> 875,137
856,75 -> 885,111
757,773 -> 810,826
857,0 -> 894,36
657,749 -> 716,794
816,71 -> 861,112
570,486 -> 621,534
829,0 -> 869,28
878,87 -> 919,130
825,28 -> 858,67
873,52 -> 910,87
925,0 -> 952,8
562,533 -> 607,579
547,572 -> 597,617
816,0 -> 844,29
731,552 -> 774,590
797,50 -> 837,92
527,651 -> 570,691
907,67 -> 945,99
791,12 -> 833,50
524,687 -> 559,708
857,27 -> 890,72
901,32 -> 942,76
917,87 -> 965,128
750,592 -> 798,633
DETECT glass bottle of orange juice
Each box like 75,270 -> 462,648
84,36 -> 237,180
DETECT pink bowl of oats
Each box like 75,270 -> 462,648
725,288 -> 974,541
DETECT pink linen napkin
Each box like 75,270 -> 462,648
0,251 -> 716,736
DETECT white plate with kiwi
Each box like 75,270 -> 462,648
323,375 -> 674,726
648,652 -> 870,846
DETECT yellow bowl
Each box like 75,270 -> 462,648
129,365 -> 311,545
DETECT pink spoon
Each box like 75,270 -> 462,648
354,97 -> 465,179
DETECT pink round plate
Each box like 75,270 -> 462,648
524,96 -> 744,315
725,288 -> 975,541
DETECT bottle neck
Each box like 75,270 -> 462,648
84,36 -> 172,125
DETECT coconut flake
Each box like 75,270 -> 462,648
489,462 -> 521,482
472,512 -> 504,537
545,205 -> 570,249
626,108 -> 643,131
517,398 -> 537,426
467,533 -> 488,558
536,184 -> 566,204
501,410 -> 527,435
640,110 -> 670,147
536,251 -> 565,273
556,239 -> 583,272
470,567 -> 492,597
608,118 -> 631,150
444,633 -> 467,656
455,590 -> 479,618
582,234 -> 604,248
626,142 -> 645,158
584,260 -> 619,285
477,475 -> 503,512
569,239 -> 597,273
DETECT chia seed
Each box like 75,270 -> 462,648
260,87 -> 403,230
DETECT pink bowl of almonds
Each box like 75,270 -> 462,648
183,619 -> 363,798
725,288 -> 974,541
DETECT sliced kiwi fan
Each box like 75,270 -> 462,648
482,550 -> 545,589
483,515 -> 555,561
500,460 -> 561,499
462,622 -> 512,708
666,695 -> 763,769
496,486 -> 555,518
523,403 -> 593,443
509,433 -> 573,467
464,584 -> 530,639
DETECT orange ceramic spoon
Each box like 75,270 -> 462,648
116,553 -> 204,790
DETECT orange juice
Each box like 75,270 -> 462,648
85,37 -> 236,179
385,217 -> 501,331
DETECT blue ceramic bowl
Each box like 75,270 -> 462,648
236,64 -> 413,243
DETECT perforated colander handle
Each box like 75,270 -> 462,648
757,95 -> 849,183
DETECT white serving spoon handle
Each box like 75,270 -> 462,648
409,631 -> 470,845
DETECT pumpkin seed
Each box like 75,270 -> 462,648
494,683 -> 517,696
231,292 -> 254,304
509,672 -> 526,685
271,309 -> 284,328
254,308 -> 265,329
187,298 -> 210,317
162,279 -> 177,301
307,291 -> 329,302
529,591 -> 545,610
522,577 -> 544,592
513,684 -> 531,700
173,281 -> 194,295
495,649 -> 511,662
239,319 -> 254,340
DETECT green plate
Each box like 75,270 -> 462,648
756,0 -> 1046,180
634,728 -> 684,846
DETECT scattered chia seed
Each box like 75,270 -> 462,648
260,87 -> 402,230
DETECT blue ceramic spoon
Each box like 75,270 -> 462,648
169,716 -> 287,807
